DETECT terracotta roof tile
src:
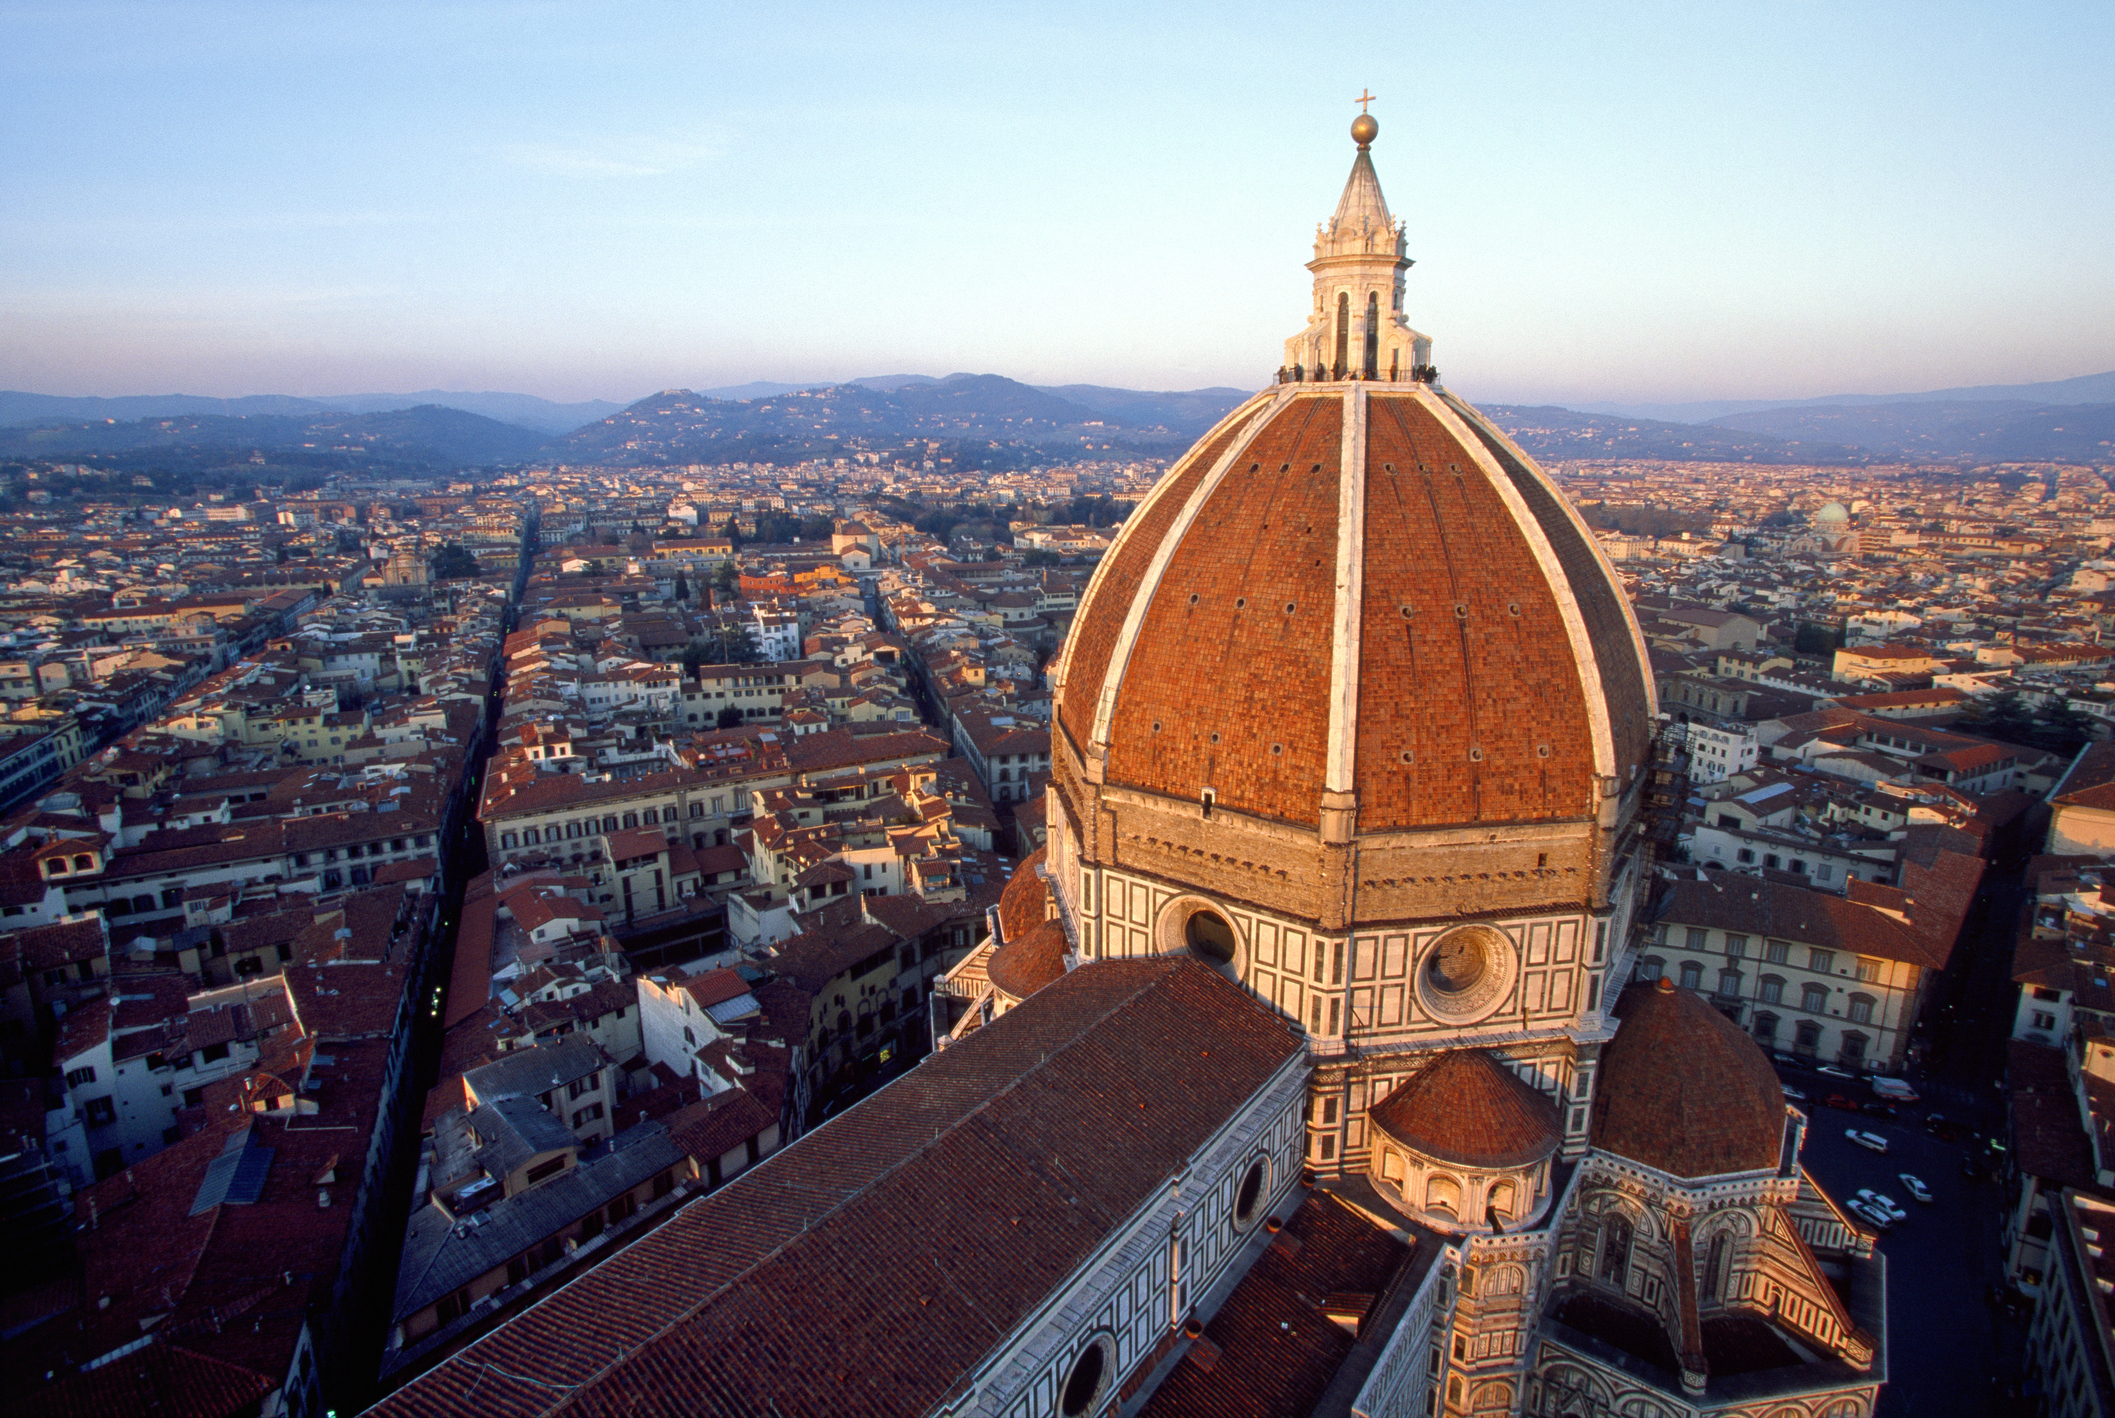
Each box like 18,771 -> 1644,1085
995,845 -> 1049,942
1139,1189 -> 1416,1418
1592,979 -> 1785,1178
986,918 -> 1069,1002
372,958 -> 1300,1418
1369,1049 -> 1561,1169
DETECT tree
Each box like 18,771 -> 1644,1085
1967,689 -> 2036,746
673,571 -> 691,603
712,560 -> 739,594
429,542 -> 480,580
2031,697 -> 2097,758
716,705 -> 746,730
913,509 -> 961,541
1022,548 -> 1059,567
1792,621 -> 1843,657
683,626 -> 765,671
752,511 -> 801,544
716,625 -> 766,665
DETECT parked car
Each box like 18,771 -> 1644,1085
1823,1093 -> 1861,1112
1782,1085 -> 1809,1103
1845,1198 -> 1893,1229
1772,1052 -> 1806,1069
1817,1065 -> 1855,1079
1856,1189 -> 1908,1222
1926,1114 -> 1974,1144
1899,1174 -> 1934,1204
1861,1101 -> 1899,1120
1872,1077 -> 1920,1103
1846,1128 -> 1890,1153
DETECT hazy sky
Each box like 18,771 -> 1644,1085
3,0 -> 2111,407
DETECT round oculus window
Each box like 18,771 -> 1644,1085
1416,924 -> 1515,1024
1059,1336 -> 1110,1417
1429,931 -> 1487,991
1233,1157 -> 1267,1229
1185,909 -> 1237,967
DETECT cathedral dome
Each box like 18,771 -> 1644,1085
1369,1049 -> 1561,1169
1046,121 -> 1655,941
1054,383 -> 1653,840
1592,978 -> 1786,1178
1816,500 -> 1850,525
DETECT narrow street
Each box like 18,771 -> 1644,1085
1779,855 -> 2033,1417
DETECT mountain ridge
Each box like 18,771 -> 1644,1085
4,370 -> 2107,472
1568,368 -> 2115,424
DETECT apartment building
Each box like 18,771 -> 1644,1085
1645,844 -> 1980,1071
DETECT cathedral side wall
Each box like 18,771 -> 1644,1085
958,1053 -> 1310,1418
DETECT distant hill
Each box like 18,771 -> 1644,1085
1571,369 -> 2115,424
1479,405 -> 1874,465
0,404 -> 548,469
0,391 -> 332,425
0,388 -> 622,435
1706,400 -> 2115,462
691,375 -> 1252,439
555,374 -> 1207,469
305,390 -> 622,433
1033,384 -> 1250,437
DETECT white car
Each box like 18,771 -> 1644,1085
1846,1128 -> 1890,1153
1782,1085 -> 1809,1103
1845,1198 -> 1893,1229
1856,1189 -> 1908,1222
1899,1173 -> 1934,1204
1818,1065 -> 1855,1079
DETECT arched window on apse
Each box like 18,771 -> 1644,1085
1600,1213 -> 1632,1288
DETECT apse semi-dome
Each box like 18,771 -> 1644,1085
1366,1047 -> 1564,1233
1591,978 -> 1788,1179
1369,1048 -> 1561,1171
1048,116 -> 1654,938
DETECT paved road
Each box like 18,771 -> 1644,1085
1798,1106 -> 2010,1417
1772,861 -> 2035,1416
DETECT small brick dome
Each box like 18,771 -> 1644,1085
995,847 -> 1049,942
987,919 -> 1069,1003
1592,978 -> 1787,1178
1369,1048 -> 1562,1169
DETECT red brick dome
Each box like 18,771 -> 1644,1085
1369,1048 -> 1562,1169
1592,979 -> 1787,1178
987,919 -> 1069,1002
1053,385 -> 1652,840
995,847 -> 1049,942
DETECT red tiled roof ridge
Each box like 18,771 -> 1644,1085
373,959 -> 1298,1418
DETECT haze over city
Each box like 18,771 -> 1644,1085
4,0 -> 2111,407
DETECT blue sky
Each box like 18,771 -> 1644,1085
3,0 -> 2110,407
